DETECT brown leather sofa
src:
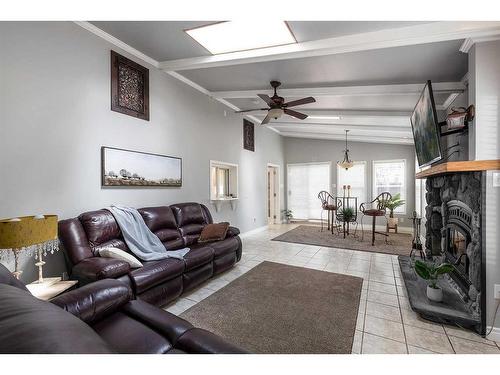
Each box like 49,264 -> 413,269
0,263 -> 245,354
59,202 -> 242,307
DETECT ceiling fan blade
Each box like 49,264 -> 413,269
284,108 -> 308,120
235,108 -> 269,113
284,97 -> 316,108
257,94 -> 274,106
261,114 -> 272,125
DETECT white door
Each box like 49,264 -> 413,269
287,163 -> 331,220
267,166 -> 279,224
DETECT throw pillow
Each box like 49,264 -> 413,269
98,247 -> 143,268
198,222 -> 230,243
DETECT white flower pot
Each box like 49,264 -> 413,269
426,285 -> 443,302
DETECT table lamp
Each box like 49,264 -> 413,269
0,215 -> 58,281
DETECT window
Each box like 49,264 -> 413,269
287,163 -> 330,220
373,159 -> 406,214
210,161 -> 238,200
211,166 -> 229,198
337,162 -> 367,205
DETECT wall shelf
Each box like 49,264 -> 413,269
210,198 -> 238,212
416,160 -> 500,179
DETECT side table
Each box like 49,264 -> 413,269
26,277 -> 78,301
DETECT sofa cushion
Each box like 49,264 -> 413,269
0,284 -> 114,354
129,258 -> 185,294
139,206 -> 184,249
183,245 -> 214,271
210,236 -> 240,258
72,257 -> 131,283
79,210 -> 122,248
199,222 -> 230,243
170,203 -> 208,227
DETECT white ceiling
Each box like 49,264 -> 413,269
82,21 -> 500,144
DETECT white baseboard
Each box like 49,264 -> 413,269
240,225 -> 268,238
486,326 -> 500,342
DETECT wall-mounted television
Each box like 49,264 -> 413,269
410,80 -> 442,168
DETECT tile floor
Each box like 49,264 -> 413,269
164,224 -> 500,354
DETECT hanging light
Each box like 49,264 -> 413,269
337,130 -> 354,170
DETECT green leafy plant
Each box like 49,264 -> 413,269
282,209 -> 293,222
414,260 -> 454,289
385,193 -> 405,218
340,207 -> 355,222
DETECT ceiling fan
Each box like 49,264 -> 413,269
236,81 -> 316,125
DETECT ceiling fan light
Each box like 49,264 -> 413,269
268,108 -> 283,119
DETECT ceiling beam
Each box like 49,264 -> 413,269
159,22 -> 500,71
269,122 -> 411,133
280,131 -> 413,145
211,82 -> 465,99
253,115 -> 410,127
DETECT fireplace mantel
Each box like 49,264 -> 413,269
416,160 -> 500,179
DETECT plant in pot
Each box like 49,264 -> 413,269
282,209 -> 293,224
385,193 -> 405,228
340,207 -> 355,222
414,259 -> 454,302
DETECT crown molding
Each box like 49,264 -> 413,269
74,21 -> 160,68
459,35 -> 500,53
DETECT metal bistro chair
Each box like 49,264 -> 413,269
359,192 -> 392,246
318,191 -> 341,232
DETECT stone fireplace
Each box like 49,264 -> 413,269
399,167 -> 487,336
424,172 -> 483,326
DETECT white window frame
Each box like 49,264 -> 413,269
372,159 -> 407,215
336,161 -> 367,203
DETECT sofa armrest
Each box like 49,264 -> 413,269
226,226 -> 240,238
122,299 -> 193,341
72,257 -> 130,284
51,279 -> 132,324
121,300 -> 247,353
176,328 -> 248,354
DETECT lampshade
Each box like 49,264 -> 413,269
0,215 -> 58,279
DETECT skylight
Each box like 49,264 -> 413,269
185,21 -> 296,55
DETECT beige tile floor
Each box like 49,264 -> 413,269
164,224 -> 500,354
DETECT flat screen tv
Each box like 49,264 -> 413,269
410,80 -> 442,168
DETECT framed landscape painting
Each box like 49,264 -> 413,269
101,147 -> 182,187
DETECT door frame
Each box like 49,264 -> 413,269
267,163 -> 281,224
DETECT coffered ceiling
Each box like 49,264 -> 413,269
84,21 -> 500,144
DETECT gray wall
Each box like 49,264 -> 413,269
284,137 -> 416,227
0,22 -> 285,283
468,40 -> 500,336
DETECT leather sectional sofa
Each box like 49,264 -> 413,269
0,263 -> 245,354
59,202 -> 242,307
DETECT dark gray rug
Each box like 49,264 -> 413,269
180,261 -> 362,354
271,225 -> 412,256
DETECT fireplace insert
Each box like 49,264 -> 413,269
444,200 -> 472,296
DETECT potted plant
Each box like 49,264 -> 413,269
282,209 -> 293,224
414,260 -> 454,302
340,207 -> 355,222
385,193 -> 405,228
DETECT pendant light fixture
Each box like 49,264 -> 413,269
337,130 -> 354,170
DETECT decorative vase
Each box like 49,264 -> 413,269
426,285 -> 443,302
388,217 -> 398,227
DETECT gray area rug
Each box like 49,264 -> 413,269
272,225 -> 412,256
180,261 -> 362,353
